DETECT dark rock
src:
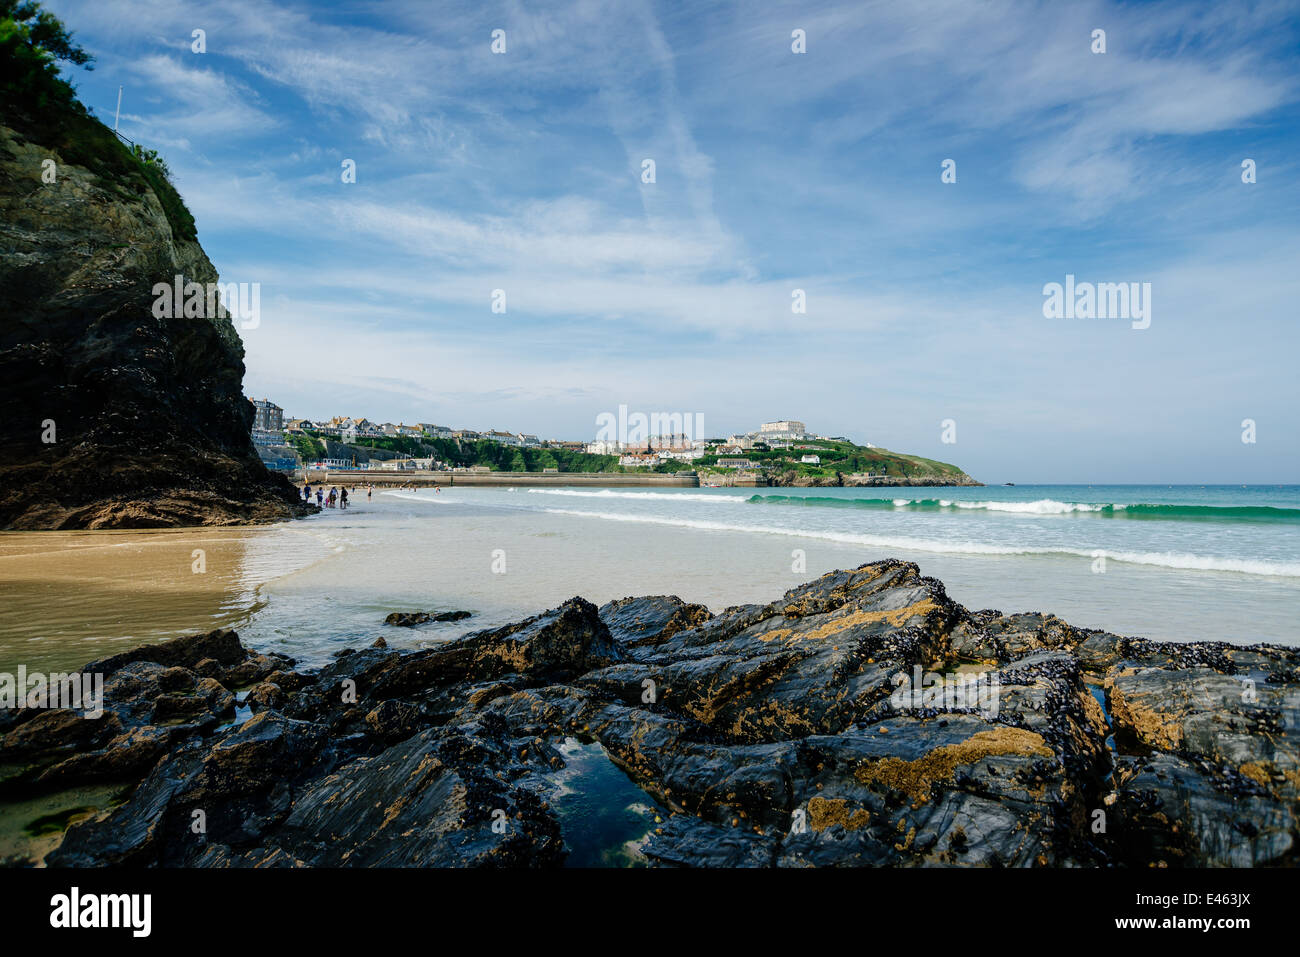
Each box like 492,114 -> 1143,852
84,629 -> 246,676
193,658 -> 224,679
223,653 -> 294,687
270,721 -> 565,866
151,676 -> 235,722
364,700 -> 423,743
35,726 -> 174,790
0,709 -> 122,760
0,116 -> 311,530
48,712 -> 329,866
385,613 -> 429,627
1,634 -> 250,797
244,681 -> 285,712
598,595 -> 713,648
384,610 -> 473,626
264,670 -> 314,693
22,561 -> 1299,868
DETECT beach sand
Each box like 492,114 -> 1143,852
0,528 -> 281,674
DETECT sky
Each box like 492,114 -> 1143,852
43,0 -> 1300,483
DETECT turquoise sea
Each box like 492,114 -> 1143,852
4,484 -> 1296,677
212,483 -> 1300,669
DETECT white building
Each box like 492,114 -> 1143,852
648,433 -> 696,450
619,452 -> 661,468
800,454 -> 821,464
376,458 -> 435,470
759,420 -> 807,440
659,447 -> 704,462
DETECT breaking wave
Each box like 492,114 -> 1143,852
747,496 -> 1300,523
538,507 -> 1300,577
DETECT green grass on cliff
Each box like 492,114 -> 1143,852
1,1 -> 197,241
694,439 -> 972,481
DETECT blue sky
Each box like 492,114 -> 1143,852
46,0 -> 1300,483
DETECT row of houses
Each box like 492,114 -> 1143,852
304,456 -> 445,471
281,415 -> 548,448
251,401 -> 837,475
589,422 -> 833,456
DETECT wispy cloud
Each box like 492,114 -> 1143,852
44,0 -> 1300,480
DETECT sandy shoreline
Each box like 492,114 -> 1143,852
0,527 -> 288,674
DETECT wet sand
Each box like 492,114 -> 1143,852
0,527 -> 314,674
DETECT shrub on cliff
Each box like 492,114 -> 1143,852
0,1 -> 197,242
0,0 -> 92,111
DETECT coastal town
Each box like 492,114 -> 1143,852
248,399 -> 973,487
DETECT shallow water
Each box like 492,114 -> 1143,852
0,484 -> 1297,676
0,779 -> 129,865
547,737 -> 657,867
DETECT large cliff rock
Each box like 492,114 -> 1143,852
0,104 -> 308,529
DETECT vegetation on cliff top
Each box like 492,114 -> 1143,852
298,428 -> 974,482
0,0 -> 197,241
700,439 -> 972,482
301,430 -> 626,473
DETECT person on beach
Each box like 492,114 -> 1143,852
340,487 -> 349,509
316,488 -> 323,507
302,483 -> 310,502
367,485 -> 373,501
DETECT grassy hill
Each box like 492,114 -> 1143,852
698,438 -> 978,486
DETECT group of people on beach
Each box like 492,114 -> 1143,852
301,483 -> 375,509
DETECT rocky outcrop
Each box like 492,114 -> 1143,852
0,106 -> 311,529
384,611 -> 473,627
5,563 -> 1296,867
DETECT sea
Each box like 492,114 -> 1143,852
2,484 -> 1296,676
